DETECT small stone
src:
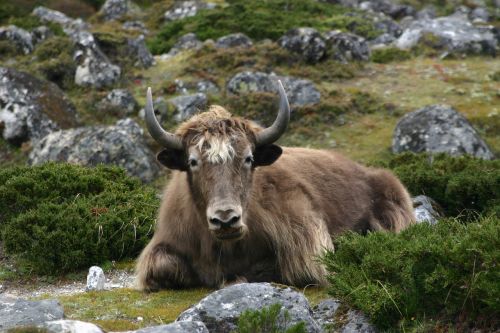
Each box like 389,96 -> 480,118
98,89 -> 138,116
86,266 -> 106,291
215,33 -> 253,49
31,26 -> 54,46
164,1 -> 216,21
134,321 -> 208,333
413,195 -> 443,225
278,27 -> 326,63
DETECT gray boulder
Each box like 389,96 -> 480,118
99,0 -> 138,21
413,195 -> 443,225
164,1 -> 216,21
73,30 -> 121,88
0,67 -> 78,145
33,6 -> 121,88
324,30 -> 370,62
177,282 -> 321,333
312,299 -> 377,333
128,34 -> 155,68
133,322 -> 208,333
40,320 -> 104,333
278,27 -> 326,63
0,25 -> 33,54
169,93 -> 207,122
29,118 -> 160,182
33,6 -> 89,36
392,105 -> 494,160
215,33 -> 253,49
98,88 -> 138,116
359,0 -> 415,19
0,296 -> 64,330
227,71 -> 320,106
395,15 -> 497,56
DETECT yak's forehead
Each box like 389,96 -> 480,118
178,106 -> 259,164
194,135 -> 238,164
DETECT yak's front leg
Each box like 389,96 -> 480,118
135,242 -> 198,291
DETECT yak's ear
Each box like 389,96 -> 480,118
254,144 -> 283,167
157,149 -> 187,171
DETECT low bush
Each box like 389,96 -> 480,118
322,215 -> 500,331
237,303 -> 306,333
0,163 -> 159,275
380,153 -> 500,218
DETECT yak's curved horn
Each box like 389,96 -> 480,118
145,87 -> 183,150
255,80 -> 290,146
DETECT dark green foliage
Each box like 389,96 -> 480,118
0,40 -> 20,57
237,303 -> 307,333
0,163 -> 159,275
32,36 -> 76,89
371,47 -> 411,64
149,0 -> 382,54
322,216 -> 500,331
381,153 -> 500,218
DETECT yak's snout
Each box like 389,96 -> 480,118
207,204 -> 245,240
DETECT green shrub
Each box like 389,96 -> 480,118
322,216 -> 500,331
237,303 -> 307,333
0,163 -> 159,275
8,16 -> 64,36
380,153 -> 500,218
490,70 -> 500,82
371,47 -> 411,64
148,0 -> 367,54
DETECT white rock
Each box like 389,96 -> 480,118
86,266 -> 106,291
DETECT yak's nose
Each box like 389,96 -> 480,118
208,209 -> 241,229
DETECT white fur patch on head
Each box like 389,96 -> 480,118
196,136 -> 235,164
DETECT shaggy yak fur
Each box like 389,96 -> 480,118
136,106 -> 415,291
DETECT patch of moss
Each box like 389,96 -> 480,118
371,47 -> 411,64
0,40 -> 20,57
7,328 -> 48,333
327,14 -> 382,40
0,163 -> 159,275
322,215 -> 500,331
55,288 -> 212,331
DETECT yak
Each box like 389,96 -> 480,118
135,81 -> 415,291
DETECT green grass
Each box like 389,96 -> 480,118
322,215 -> 500,332
237,303 -> 306,333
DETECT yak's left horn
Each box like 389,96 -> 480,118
145,87 -> 183,150
255,80 -> 290,146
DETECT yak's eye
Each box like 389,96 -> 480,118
244,156 -> 253,166
189,158 -> 198,168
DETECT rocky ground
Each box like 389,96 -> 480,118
0,0 -> 499,331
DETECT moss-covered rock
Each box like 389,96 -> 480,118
0,163 -> 159,275
371,47 -> 411,64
